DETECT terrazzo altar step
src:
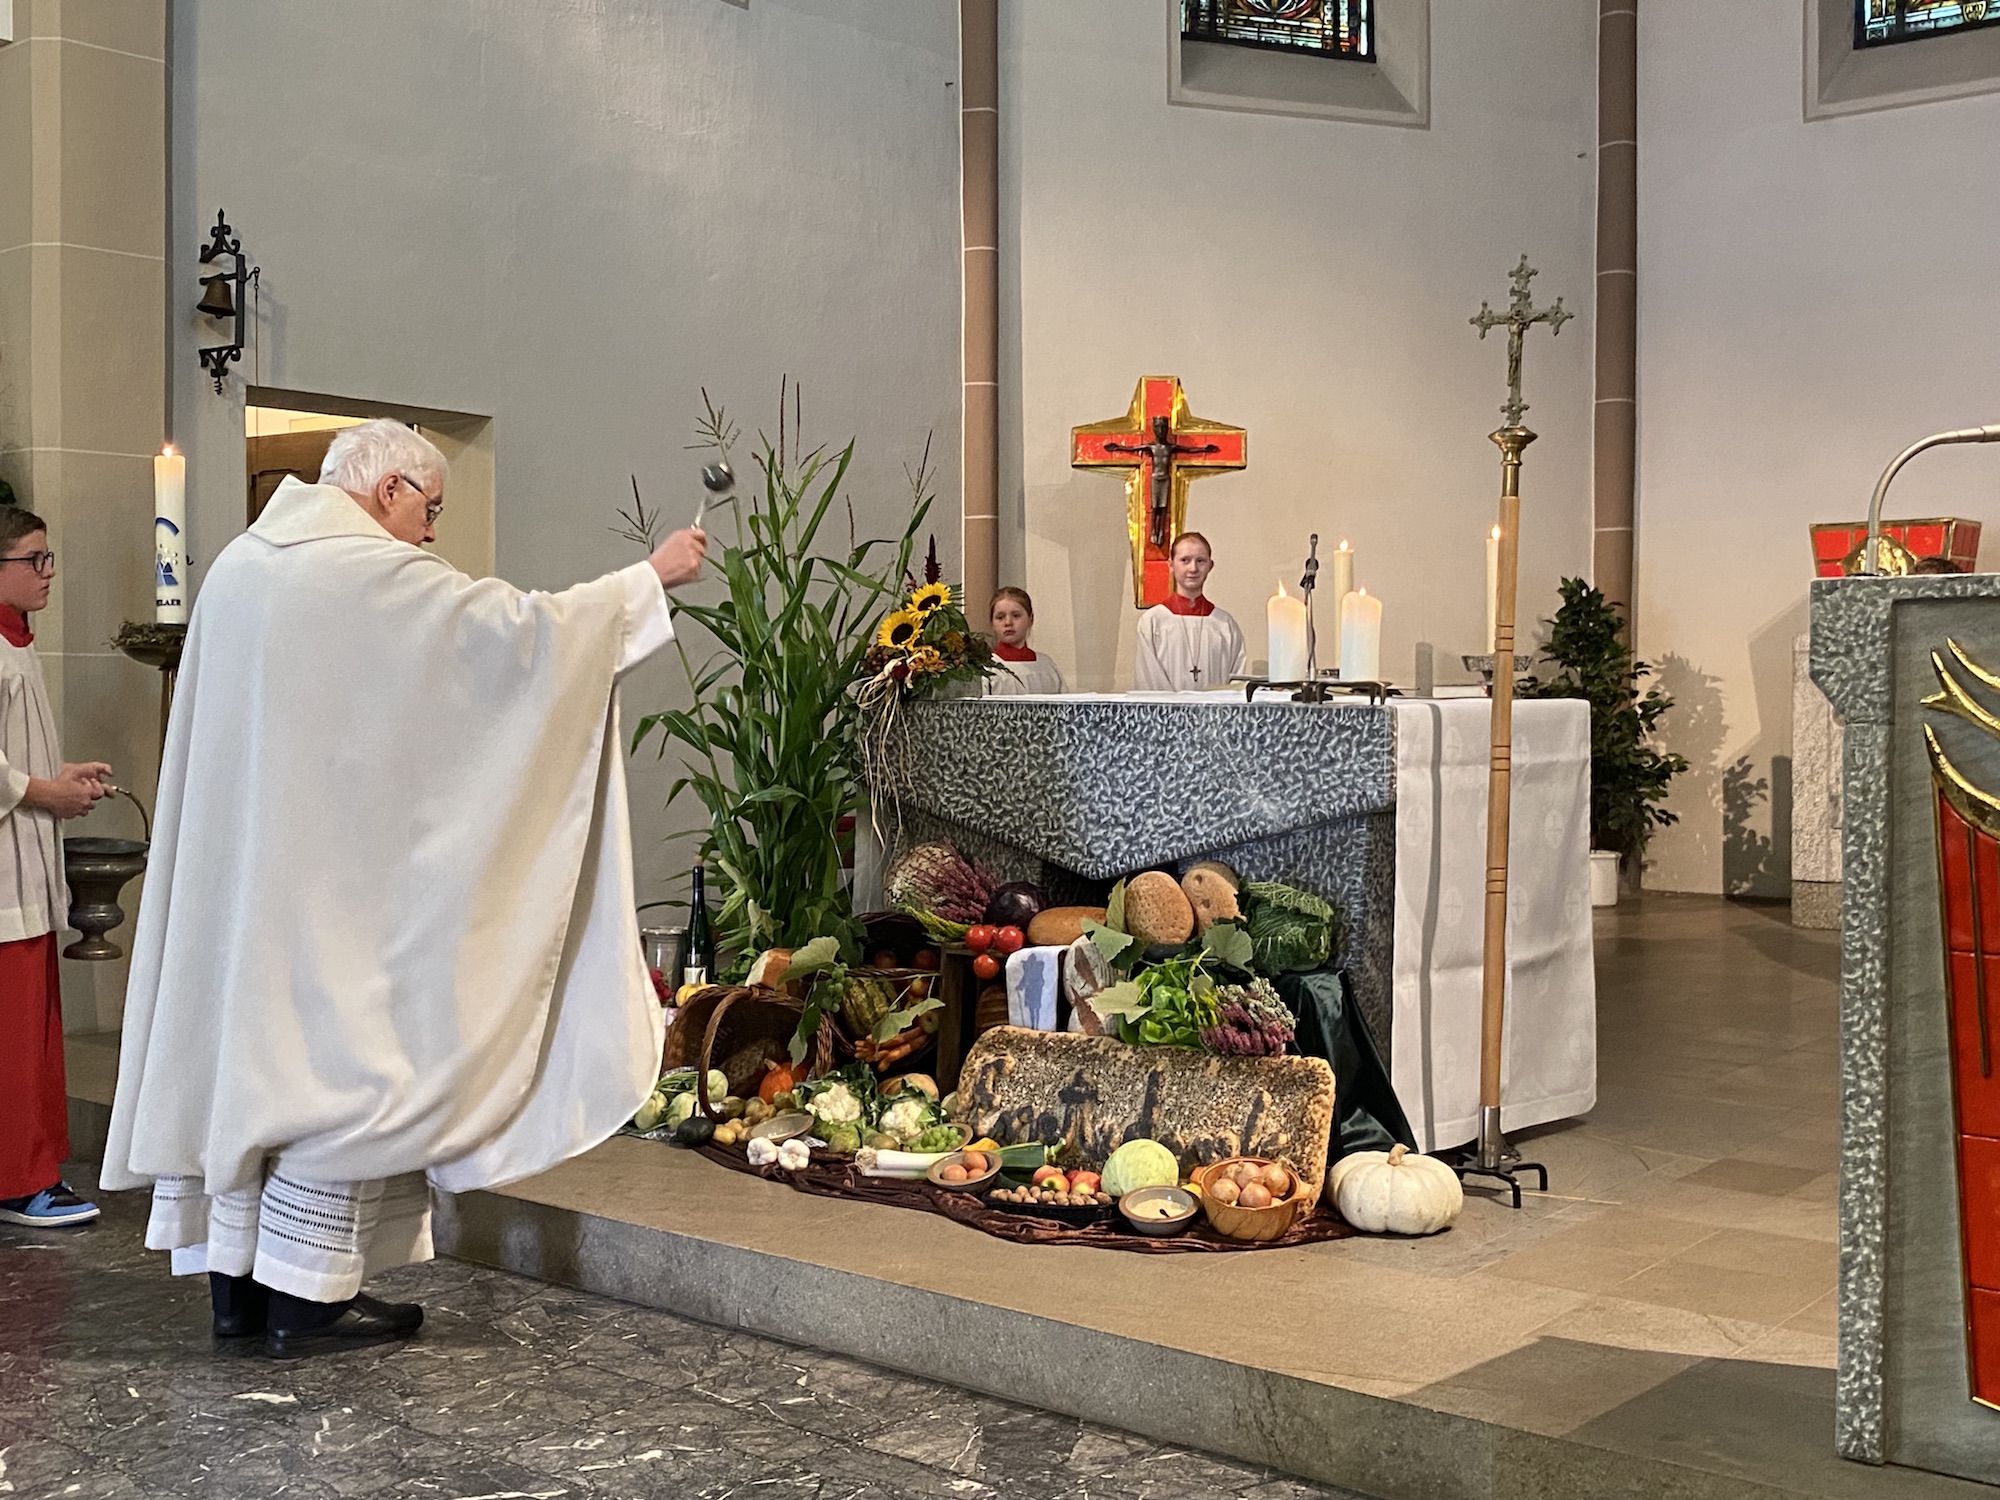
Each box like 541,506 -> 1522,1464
435,1139 -> 1985,1500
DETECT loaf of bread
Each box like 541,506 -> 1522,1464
1026,905 -> 1106,947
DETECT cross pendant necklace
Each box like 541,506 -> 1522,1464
1470,255 -> 1572,428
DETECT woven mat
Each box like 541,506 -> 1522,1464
692,1143 -> 1356,1252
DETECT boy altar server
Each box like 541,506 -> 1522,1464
0,503 -> 113,1229
104,420 -> 707,1358
1133,531 -> 1246,691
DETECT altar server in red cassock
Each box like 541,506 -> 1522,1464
1133,532 -> 1246,692
0,503 -> 113,1229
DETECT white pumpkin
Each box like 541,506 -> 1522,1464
1330,1143 -> 1463,1235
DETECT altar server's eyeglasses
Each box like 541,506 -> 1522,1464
398,475 -> 444,526
0,550 -> 55,576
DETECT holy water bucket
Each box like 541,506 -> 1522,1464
62,787 -> 150,961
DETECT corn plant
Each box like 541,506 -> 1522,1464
633,388 -> 926,966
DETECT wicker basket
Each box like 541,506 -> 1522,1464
811,966 -> 940,1072
662,984 -> 837,1120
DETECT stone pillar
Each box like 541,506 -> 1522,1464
1593,0 -> 1636,623
0,0 -> 169,1031
959,0 -> 998,615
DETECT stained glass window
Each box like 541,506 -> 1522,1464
1858,0 -> 2000,47
1181,0 -> 1373,62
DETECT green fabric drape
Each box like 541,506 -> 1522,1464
1276,968 -> 1415,1162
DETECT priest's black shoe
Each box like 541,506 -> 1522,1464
210,1272 -> 268,1338
265,1291 -> 423,1360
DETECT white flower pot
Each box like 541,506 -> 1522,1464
1590,849 -> 1621,908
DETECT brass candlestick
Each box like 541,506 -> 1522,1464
1456,256 -> 1570,1207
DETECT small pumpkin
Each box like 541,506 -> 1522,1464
758,1060 -> 798,1105
1330,1143 -> 1463,1236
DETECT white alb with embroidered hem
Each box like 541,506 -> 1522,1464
0,636 -> 65,943
104,477 -> 672,1201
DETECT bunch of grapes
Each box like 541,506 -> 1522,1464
1199,977 -> 1297,1057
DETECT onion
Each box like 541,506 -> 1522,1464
1238,1181 -> 1273,1209
1260,1164 -> 1293,1198
983,881 -> 1048,930
1210,1178 -> 1241,1206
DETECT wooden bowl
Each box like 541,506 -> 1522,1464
1192,1156 -> 1313,1243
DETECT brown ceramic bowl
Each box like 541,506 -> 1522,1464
925,1149 -> 1002,1193
1192,1156 -> 1313,1243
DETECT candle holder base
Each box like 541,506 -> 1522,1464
1442,1107 -> 1550,1211
1230,675 -> 1394,706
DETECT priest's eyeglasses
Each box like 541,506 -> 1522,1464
398,475 -> 444,526
0,550 -> 54,576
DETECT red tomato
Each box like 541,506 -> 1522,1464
994,925 -> 1026,955
964,925 -> 996,953
972,952 -> 1001,980
912,949 -> 940,972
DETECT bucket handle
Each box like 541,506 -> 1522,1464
102,785 -> 151,844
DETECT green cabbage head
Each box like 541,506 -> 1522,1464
1102,1138 -> 1180,1198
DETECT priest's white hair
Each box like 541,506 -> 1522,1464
320,418 -> 448,496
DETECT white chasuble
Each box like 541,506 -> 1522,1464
104,477 -> 672,1200
1133,605 -> 1246,692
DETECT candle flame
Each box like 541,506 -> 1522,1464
1278,580 -> 1290,598
161,443 -> 176,457
1490,524 -> 1501,540
1338,539 -> 1350,551
1358,587 -> 1368,597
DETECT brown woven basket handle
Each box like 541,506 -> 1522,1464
696,986 -> 749,1121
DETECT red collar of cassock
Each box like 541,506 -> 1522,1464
1162,593 -> 1215,618
0,605 -> 31,647
992,641 -> 1038,662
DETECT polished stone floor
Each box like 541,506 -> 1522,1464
0,1172 -> 1360,1500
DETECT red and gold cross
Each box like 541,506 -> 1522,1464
1071,375 -> 1247,609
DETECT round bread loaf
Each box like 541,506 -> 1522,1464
1026,905 -> 1106,947
1125,871 -> 1195,945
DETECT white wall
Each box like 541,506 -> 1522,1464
169,0 -> 962,907
1637,2 -> 2000,894
998,2 -> 1600,692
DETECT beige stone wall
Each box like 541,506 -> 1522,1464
0,0 -> 168,1030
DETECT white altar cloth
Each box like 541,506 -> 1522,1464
1389,697 -> 1595,1151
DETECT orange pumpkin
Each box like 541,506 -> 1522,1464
758,1060 -> 798,1104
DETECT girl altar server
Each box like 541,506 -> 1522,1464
1133,531 -> 1246,692
985,587 -> 1065,695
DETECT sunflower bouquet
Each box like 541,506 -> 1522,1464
859,573 -> 995,698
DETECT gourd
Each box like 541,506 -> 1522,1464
1331,1143 -> 1463,1235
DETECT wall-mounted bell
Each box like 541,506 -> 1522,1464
196,272 -> 237,320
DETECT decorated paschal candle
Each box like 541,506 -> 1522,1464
154,444 -> 187,624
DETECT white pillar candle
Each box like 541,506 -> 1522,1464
1485,524 -> 1501,654
1327,539 -> 1354,668
1267,579 -> 1309,683
1339,587 -> 1382,683
154,444 -> 187,624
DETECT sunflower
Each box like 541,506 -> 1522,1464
908,646 -> 945,674
877,609 -> 923,651
909,582 -> 953,615
942,629 -> 965,656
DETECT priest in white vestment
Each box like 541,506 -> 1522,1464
103,419 -> 708,1358
1133,531 -> 1246,692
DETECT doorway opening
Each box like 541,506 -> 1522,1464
244,389 -> 494,579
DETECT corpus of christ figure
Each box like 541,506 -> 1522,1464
1072,376 -> 1247,609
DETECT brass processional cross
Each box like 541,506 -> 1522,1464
1460,255 -> 1570,1202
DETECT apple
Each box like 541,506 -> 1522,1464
972,952 -> 1000,981
994,925 -> 1026,955
1032,1164 -> 1065,1187
1068,1170 -> 1102,1195
912,948 -> 940,972
964,925 -> 997,953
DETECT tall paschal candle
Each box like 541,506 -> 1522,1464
154,445 -> 187,624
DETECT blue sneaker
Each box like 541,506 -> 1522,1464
0,1182 -> 100,1227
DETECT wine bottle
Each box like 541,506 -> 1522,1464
684,863 -> 716,988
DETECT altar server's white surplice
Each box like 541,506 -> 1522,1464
986,652 -> 1065,696
103,477 -> 672,1205
1133,603 -> 1246,691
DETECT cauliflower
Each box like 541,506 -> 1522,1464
880,1096 -> 934,1141
811,1082 -> 863,1127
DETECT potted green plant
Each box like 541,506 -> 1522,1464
1518,578 -> 1687,904
629,389 -> 928,968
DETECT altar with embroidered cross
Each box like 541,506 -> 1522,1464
870,691 -> 1598,1153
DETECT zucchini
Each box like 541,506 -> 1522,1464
997,1142 -> 1050,1174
